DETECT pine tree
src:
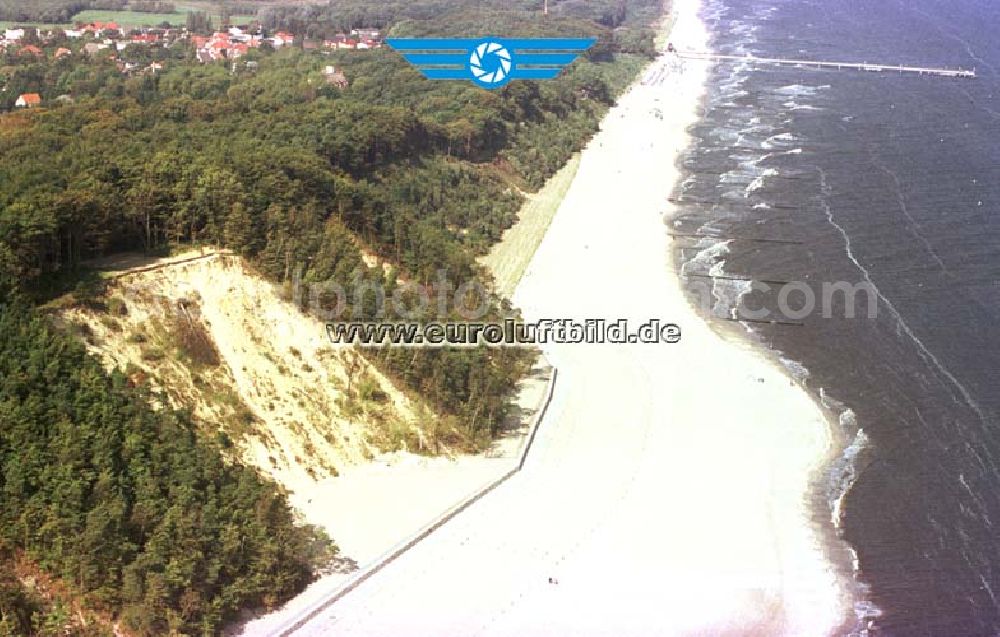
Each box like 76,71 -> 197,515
223,201 -> 254,255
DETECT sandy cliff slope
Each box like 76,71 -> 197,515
62,251 -> 429,500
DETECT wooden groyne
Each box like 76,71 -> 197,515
677,51 -> 976,78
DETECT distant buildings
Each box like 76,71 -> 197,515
321,33 -> 383,51
130,33 -> 161,45
0,18 -> 383,100
351,28 -> 380,41
83,42 -> 110,56
83,22 -> 120,36
272,31 -> 295,48
196,31 -> 254,61
191,27 -> 382,62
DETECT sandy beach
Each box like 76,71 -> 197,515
267,0 -> 853,634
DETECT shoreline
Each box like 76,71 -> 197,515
664,3 -> 870,631
667,213 -> 866,632
672,287 -> 864,632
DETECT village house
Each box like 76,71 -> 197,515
84,42 -> 110,55
4,28 -> 25,42
323,65 -> 349,88
83,22 -> 120,36
130,33 -> 161,45
54,47 -> 72,60
271,31 -> 294,47
17,45 -> 44,58
228,26 -> 250,39
15,93 -> 41,108
351,28 -> 380,40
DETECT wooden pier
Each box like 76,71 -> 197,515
677,51 -> 976,78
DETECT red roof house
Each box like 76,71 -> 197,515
15,93 -> 42,108
18,44 -> 44,58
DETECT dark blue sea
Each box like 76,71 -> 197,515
672,0 -> 1000,634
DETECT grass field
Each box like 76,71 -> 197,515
0,4 -> 258,29
71,8 -> 256,27
0,20 -> 70,28
72,9 -> 184,26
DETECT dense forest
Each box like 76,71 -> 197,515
0,299 -> 332,635
262,0 -> 659,55
0,0 -> 89,23
0,7 -> 653,433
0,0 -> 663,633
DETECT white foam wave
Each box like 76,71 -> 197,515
778,356 -> 810,381
775,83 -> 825,96
783,100 -> 822,111
828,426 -> 869,528
744,168 -> 778,196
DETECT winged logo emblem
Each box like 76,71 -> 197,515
386,38 -> 598,89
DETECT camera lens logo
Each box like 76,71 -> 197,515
387,38 -> 597,90
469,41 -> 513,88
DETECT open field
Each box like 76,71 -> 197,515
0,20 -> 70,28
72,8 -> 256,26
73,9 -> 187,26
0,2 -> 261,29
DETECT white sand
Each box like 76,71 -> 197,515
279,0 -> 852,634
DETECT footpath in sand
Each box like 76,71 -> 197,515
282,0 -> 853,634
